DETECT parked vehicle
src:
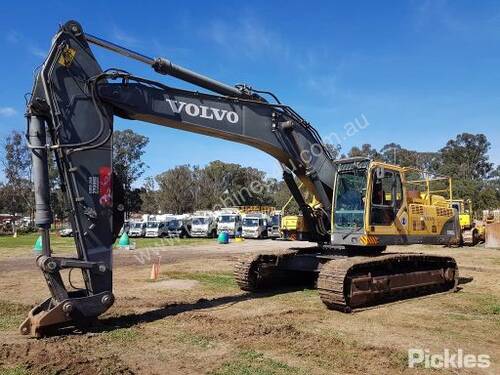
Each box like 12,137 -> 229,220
242,213 -> 270,239
217,211 -> 242,237
59,227 -> 73,237
190,211 -> 217,238
167,218 -> 191,238
268,211 -> 282,239
128,221 -> 146,237
145,221 -> 169,237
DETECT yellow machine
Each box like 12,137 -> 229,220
281,213 -> 309,240
331,159 -> 460,249
279,158 -> 460,247
279,187 -> 316,240
449,199 -> 483,246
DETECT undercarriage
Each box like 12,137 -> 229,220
234,247 -> 459,312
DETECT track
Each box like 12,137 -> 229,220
317,253 -> 459,312
235,251 -> 459,312
234,250 -> 298,291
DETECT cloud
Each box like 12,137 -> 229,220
0,107 -> 17,117
411,0 -> 500,39
111,26 -> 141,46
28,46 -> 46,58
5,30 -> 46,59
205,16 -> 290,60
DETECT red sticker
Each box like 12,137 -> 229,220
99,166 -> 112,207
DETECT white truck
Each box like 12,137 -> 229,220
166,214 -> 192,238
190,211 -> 217,238
128,221 -> 146,237
144,215 -> 174,237
242,213 -> 270,239
267,210 -> 282,239
145,221 -> 167,237
216,209 -> 243,237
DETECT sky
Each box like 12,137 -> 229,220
0,1 -> 499,183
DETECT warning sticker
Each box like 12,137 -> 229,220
99,166 -> 112,207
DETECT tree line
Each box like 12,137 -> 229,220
1,129 -> 499,227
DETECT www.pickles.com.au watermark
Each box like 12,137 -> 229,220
408,348 -> 491,369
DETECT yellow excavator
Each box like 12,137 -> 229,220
22,20 -> 462,336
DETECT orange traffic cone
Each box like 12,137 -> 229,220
150,256 -> 161,280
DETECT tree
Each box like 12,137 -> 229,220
195,160 -> 276,209
113,129 -> 149,216
148,160 -> 279,214
439,133 -> 492,181
0,131 -> 33,234
345,134 -> 499,215
347,144 -> 381,160
379,143 -> 439,171
156,165 -> 195,214
325,143 -> 341,160
139,177 -> 160,214
437,133 -> 496,213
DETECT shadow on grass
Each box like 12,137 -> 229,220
43,287 -> 309,337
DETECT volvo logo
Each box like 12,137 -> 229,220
165,99 -> 239,124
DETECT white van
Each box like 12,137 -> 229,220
129,221 -> 146,237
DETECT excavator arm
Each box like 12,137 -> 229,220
21,20 -> 335,336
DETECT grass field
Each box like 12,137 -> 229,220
0,240 -> 498,374
0,232 -> 214,257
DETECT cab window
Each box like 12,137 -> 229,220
370,169 -> 403,226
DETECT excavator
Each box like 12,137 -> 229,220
21,20 -> 461,337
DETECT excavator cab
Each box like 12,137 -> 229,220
331,158 -> 460,249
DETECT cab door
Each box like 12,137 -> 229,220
366,167 -> 407,236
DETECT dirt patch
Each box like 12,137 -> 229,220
0,339 -> 135,375
148,279 -> 200,290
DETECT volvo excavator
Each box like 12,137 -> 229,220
21,21 -> 461,337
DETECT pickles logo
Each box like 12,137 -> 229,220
408,349 -> 490,369
165,99 -> 239,124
